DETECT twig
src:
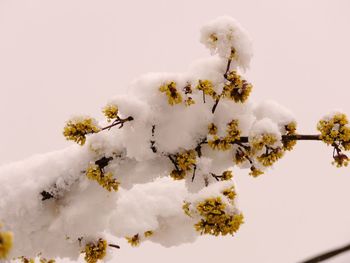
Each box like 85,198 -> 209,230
234,134 -> 322,144
210,172 -> 222,181
211,96 -> 221,114
300,242 -> 350,263
150,125 -> 157,153
212,57 -> 231,114
168,155 -> 180,172
95,156 -> 113,171
191,164 -> 197,182
101,116 -> 134,131
195,138 -> 207,157
109,244 -> 121,249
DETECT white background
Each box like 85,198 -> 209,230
1,0 -> 350,262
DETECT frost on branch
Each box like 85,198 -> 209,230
0,16 -> 349,263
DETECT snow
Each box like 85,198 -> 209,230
0,15 -> 297,262
200,16 -> 253,70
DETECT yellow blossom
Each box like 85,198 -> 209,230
82,239 -> 107,263
86,164 -> 119,191
182,202 -> 192,217
226,120 -> 241,142
0,228 -> 13,260
208,123 -> 218,135
196,80 -> 218,100
170,169 -> 186,180
249,166 -> 264,177
63,117 -> 100,145
102,104 -> 118,122
283,122 -> 297,151
222,186 -> 236,201
126,234 -> 140,247
208,136 -> 231,151
144,231 -> 153,238
317,113 -> 350,150
159,81 -> 183,105
185,97 -> 195,106
222,70 -> 252,103
194,197 -> 244,236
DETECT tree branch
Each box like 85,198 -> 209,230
235,134 -> 321,144
101,116 -> 134,131
212,57 -> 232,114
300,242 -> 350,263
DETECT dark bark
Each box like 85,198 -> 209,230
300,242 -> 350,263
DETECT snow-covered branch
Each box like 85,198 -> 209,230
1,16 -> 349,263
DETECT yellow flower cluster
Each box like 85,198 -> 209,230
196,80 -> 218,100
126,234 -> 140,247
283,122 -> 297,151
257,148 -> 284,167
234,148 -> 247,164
317,113 -> 350,150
194,197 -> 244,236
183,84 -> 195,107
222,186 -> 236,201
249,166 -> 264,177
185,97 -> 195,106
211,170 -> 234,181
102,104 -> 118,122
82,239 -> 107,263
229,47 -> 237,60
19,257 -> 55,263
40,258 -> 55,263
209,33 -> 218,43
159,81 -> 183,105
169,150 -> 196,180
125,230 -> 153,247
176,150 -> 196,170
208,123 -> 218,135
208,137 -> 231,151
250,134 -> 277,152
86,164 -> 120,192
19,257 -> 34,263
63,118 -> 100,145
170,169 -> 186,180
222,70 -> 252,103
208,120 -> 241,151
144,231 -> 154,238
250,133 -> 284,167
332,153 -> 349,167
226,120 -> 241,142
0,224 -> 13,260
221,170 -> 233,180
317,113 -> 350,167
182,201 -> 191,217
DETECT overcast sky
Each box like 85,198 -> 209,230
1,0 -> 350,262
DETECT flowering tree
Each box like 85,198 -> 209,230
0,16 -> 349,263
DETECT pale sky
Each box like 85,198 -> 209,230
1,0 -> 350,262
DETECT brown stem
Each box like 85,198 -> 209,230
168,155 -> 180,172
191,164 -> 197,182
300,242 -> 350,263
150,125 -> 157,153
212,96 -> 221,114
101,116 -> 134,131
109,244 -> 121,249
223,58 -> 232,80
212,58 -> 232,114
210,172 -> 223,181
195,138 -> 207,157
235,134 -> 321,144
